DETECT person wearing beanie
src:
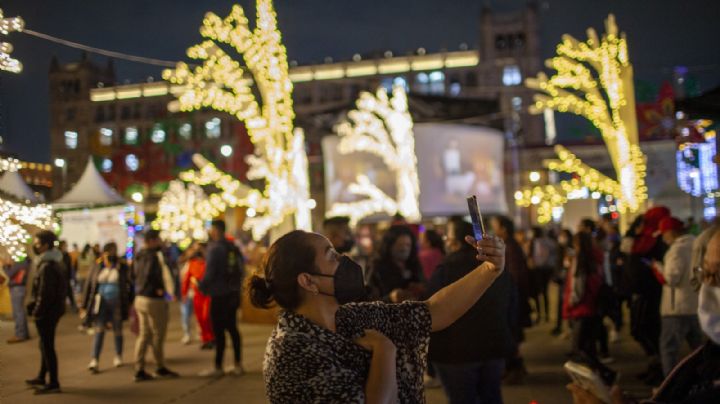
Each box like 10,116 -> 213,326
653,217 -> 702,376
628,206 -> 671,385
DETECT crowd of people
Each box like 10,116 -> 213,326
1,208 -> 718,403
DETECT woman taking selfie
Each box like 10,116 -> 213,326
248,229 -> 505,403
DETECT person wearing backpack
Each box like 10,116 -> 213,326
198,220 -> 244,377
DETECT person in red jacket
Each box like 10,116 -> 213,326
564,232 -> 603,360
181,242 -> 214,349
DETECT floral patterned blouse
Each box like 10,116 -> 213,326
263,301 -> 432,403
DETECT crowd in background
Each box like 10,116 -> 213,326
2,208 -> 719,402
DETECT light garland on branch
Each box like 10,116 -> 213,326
0,8 -> 23,73
163,0 -> 313,240
0,198 -> 53,261
152,180 -> 213,249
327,85 -> 421,225
521,14 -> 648,222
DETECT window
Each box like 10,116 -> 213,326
512,96 -> 523,111
125,127 -> 138,144
429,70 -> 445,95
151,123 -> 166,143
99,127 -> 113,146
503,65 -> 522,86
449,82 -> 462,96
101,158 -> 112,173
121,105 -> 131,120
205,118 -> 221,138
64,131 -> 78,149
125,154 -> 139,172
393,76 -> 408,91
179,123 -> 192,140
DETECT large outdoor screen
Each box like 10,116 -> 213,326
322,123 -> 507,220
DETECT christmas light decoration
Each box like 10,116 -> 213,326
520,15 -> 648,222
327,85 -> 421,225
0,8 -> 23,73
153,180 -> 213,249
163,1 -> 313,239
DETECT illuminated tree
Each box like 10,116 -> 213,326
153,180 -> 213,249
327,85 -> 421,225
163,1 -> 313,239
518,15 -> 648,223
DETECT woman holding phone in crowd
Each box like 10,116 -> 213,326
248,228 -> 505,403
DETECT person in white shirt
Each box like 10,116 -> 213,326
655,217 -> 703,376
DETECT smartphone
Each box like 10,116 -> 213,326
564,359 -> 619,404
466,195 -> 485,241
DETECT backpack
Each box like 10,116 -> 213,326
225,241 -> 245,292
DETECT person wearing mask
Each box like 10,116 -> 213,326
629,207 -> 670,385
552,229 -> 574,337
323,216 -> 355,254
564,232 -> 603,360
81,242 -> 133,373
528,227 -> 554,324
248,229 -> 506,403
3,257 -> 31,343
653,217 -> 702,377
132,230 -> 178,382
367,225 -> 424,302
181,242 -> 214,350
24,231 -> 67,394
427,219 -> 512,404
419,229 -> 445,281
198,220 -> 244,377
568,227 -> 720,404
491,216 -> 532,385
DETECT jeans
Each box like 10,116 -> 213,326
180,296 -> 193,338
434,359 -> 505,404
134,296 -> 168,371
36,316 -> 61,387
10,286 -> 29,339
92,298 -> 123,360
210,292 -> 241,369
660,315 -> 703,376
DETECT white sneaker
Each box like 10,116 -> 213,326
225,363 -> 245,377
181,334 -> 191,345
88,358 -> 99,373
113,355 -> 123,368
198,368 -> 224,378
609,329 -> 621,343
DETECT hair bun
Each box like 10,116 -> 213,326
248,274 -> 274,309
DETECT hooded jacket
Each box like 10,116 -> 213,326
28,249 -> 67,320
659,234 -> 698,316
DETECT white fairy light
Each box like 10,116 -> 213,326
0,8 -> 23,73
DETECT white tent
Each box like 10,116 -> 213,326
0,170 -> 38,203
54,157 -> 125,207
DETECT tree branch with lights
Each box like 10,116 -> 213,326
163,0 -> 313,240
519,14 -> 648,223
327,85 -> 421,225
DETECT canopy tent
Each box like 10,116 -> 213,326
0,170 -> 38,203
54,157 -> 125,208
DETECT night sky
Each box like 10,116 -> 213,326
2,0 -> 720,162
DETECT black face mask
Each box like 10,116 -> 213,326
312,256 -> 366,304
336,238 -> 355,254
32,245 -> 42,255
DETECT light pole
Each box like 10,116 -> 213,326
54,158 -> 66,193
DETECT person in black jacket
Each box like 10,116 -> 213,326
24,230 -> 67,395
81,242 -> 133,373
367,225 -> 425,302
198,220 -> 244,377
426,219 -> 513,404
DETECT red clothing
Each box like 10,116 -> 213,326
563,251 -> 603,319
419,248 -> 444,281
181,258 -> 214,343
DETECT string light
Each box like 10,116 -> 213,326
327,85 -> 421,225
0,8 -> 23,73
0,197 -> 53,261
152,180 -> 212,249
521,14 -> 647,219
163,0 -> 313,239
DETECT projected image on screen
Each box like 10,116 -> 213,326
323,123 -> 507,221
415,123 -> 507,215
